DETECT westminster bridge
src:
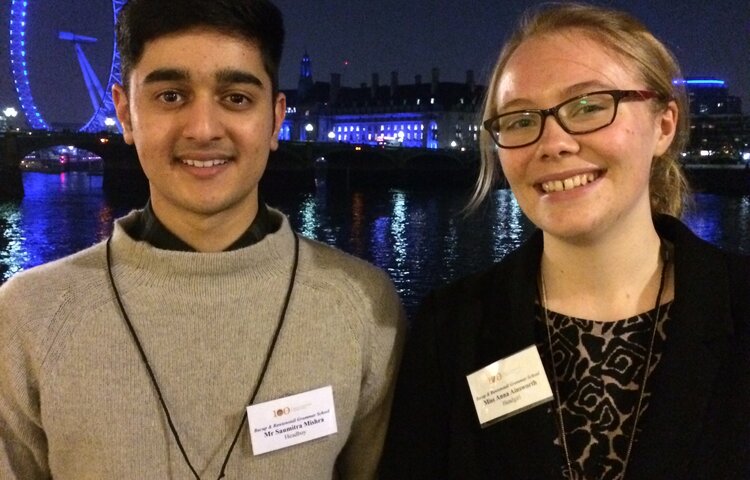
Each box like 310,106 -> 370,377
0,132 -> 480,199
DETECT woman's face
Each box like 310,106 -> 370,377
494,29 -> 677,243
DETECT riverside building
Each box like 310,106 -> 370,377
681,77 -> 750,163
280,53 -> 485,150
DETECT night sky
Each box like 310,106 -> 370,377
0,0 -> 748,127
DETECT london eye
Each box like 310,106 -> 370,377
8,0 -> 127,132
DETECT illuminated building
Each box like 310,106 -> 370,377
682,78 -> 742,115
678,77 -> 749,162
281,53 -> 485,149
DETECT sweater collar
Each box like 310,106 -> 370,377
127,198 -> 280,252
109,208 -> 296,291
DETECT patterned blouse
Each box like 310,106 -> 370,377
535,302 -> 672,480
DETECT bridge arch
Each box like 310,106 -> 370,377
7,133 -> 126,165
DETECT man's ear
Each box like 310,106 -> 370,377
271,92 -> 286,151
112,83 -> 134,145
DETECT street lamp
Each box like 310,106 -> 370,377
1,107 -> 18,132
104,117 -> 117,133
304,123 -> 314,142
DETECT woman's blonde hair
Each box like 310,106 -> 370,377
469,2 -> 690,217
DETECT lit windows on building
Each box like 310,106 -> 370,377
282,54 -> 485,149
680,76 -> 746,161
324,118 -> 426,147
278,123 -> 292,141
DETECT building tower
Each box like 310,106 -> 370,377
298,51 -> 314,101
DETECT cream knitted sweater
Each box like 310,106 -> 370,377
0,210 -> 405,479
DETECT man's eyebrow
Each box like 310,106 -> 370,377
143,68 -> 190,84
215,69 -> 264,88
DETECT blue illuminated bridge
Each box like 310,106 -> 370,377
0,133 -> 480,199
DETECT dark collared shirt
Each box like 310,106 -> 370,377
128,200 -> 279,251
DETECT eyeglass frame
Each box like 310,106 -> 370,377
482,89 -> 665,149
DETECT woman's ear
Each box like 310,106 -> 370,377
653,100 -> 678,157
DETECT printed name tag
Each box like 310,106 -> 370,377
466,345 -> 553,427
247,385 -> 338,455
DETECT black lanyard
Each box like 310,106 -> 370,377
105,232 -> 300,479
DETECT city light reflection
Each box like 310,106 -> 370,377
684,193 -> 750,255
349,192 -> 366,258
389,191 -> 408,273
298,195 -> 319,239
490,190 -> 531,262
0,204 -> 29,282
1,172 -> 748,315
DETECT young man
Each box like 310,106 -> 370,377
0,1 -> 404,478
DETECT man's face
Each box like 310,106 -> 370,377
113,28 -> 285,225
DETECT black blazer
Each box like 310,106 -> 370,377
380,216 -> 750,479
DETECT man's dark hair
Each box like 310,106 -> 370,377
116,0 -> 284,95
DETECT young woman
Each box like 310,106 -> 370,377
380,4 -> 750,479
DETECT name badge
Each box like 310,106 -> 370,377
466,345 -> 553,427
247,385 -> 338,455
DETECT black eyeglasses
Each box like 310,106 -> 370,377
483,90 -> 663,149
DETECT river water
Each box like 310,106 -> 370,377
1,172 -> 749,313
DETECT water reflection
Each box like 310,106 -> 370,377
389,192 -> 408,274
0,172 -> 132,283
298,194 -> 319,240
267,186 -> 535,310
1,172 -> 749,312
0,205 -> 27,281
349,192 -> 367,258
491,191 -> 531,260
683,194 -> 750,255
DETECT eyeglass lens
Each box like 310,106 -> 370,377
491,92 -> 618,148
